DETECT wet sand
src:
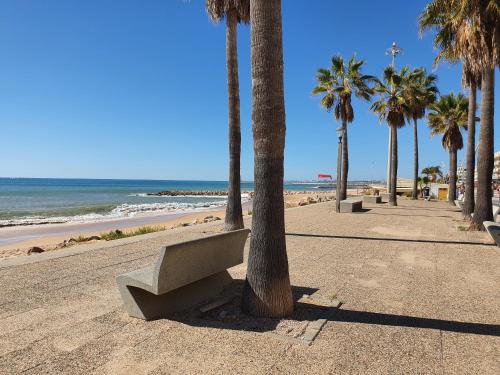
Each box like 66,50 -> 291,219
0,191 -> 340,259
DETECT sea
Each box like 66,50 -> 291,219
0,178 -> 334,227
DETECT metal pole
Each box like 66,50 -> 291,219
385,42 -> 402,193
336,136 -> 342,213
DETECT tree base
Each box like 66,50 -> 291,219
241,278 -> 294,318
468,222 -> 485,231
224,222 -> 244,232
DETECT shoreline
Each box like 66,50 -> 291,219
0,191 -> 346,260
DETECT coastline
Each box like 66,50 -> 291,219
0,191 -> 345,260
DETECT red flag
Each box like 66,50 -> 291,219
318,174 -> 332,179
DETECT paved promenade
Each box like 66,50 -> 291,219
0,199 -> 498,374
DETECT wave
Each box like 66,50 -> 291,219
128,192 -> 251,199
0,200 -> 231,228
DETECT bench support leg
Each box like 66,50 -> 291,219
118,270 -> 233,320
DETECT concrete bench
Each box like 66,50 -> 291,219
117,229 -> 250,320
483,221 -> 500,246
340,198 -> 363,213
380,193 -> 390,203
363,195 -> 382,204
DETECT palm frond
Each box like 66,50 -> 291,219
205,0 -> 250,24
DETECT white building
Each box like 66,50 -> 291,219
494,152 -> 500,181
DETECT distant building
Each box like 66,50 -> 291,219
494,152 -> 500,181
459,151 -> 500,182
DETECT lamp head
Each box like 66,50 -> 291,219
336,127 -> 344,142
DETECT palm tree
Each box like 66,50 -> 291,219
427,93 -> 468,203
312,55 -> 375,201
419,0 -> 499,228
422,165 -> 444,183
419,0 -> 480,219
417,176 -> 430,197
462,73 -> 479,218
401,68 -> 438,200
206,0 -> 250,231
370,66 -> 407,206
241,0 -> 293,318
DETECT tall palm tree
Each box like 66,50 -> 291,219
462,72 -> 479,218
206,0 -> 250,231
401,68 -> 438,200
312,55 -> 375,201
427,93 -> 469,203
419,0 -> 499,229
241,0 -> 293,318
370,66 -> 407,206
419,0 -> 480,218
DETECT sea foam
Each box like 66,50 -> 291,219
0,199 -> 231,227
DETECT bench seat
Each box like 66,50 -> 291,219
483,221 -> 500,246
117,229 -> 250,320
380,193 -> 390,203
340,198 -> 363,213
363,195 -> 382,204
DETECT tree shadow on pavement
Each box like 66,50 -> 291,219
365,212 -> 456,219
285,232 -> 494,246
333,309 -> 500,336
164,281 -> 500,337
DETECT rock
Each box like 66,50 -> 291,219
87,235 -> 101,241
204,216 -> 222,223
27,246 -> 44,255
298,200 -> 308,206
307,197 -> 318,204
191,219 -> 200,225
181,223 -> 190,227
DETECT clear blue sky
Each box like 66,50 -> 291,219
0,0 -> 498,181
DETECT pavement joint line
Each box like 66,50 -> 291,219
263,332 -> 308,346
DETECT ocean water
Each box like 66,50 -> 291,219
0,178 -> 329,226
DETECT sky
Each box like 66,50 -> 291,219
0,0 -> 498,181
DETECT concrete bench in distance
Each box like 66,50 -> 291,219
380,193 -> 390,203
117,228 -> 250,320
483,221 -> 500,246
340,198 -> 363,213
363,195 -> 382,204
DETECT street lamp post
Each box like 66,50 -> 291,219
336,128 -> 344,213
385,42 -> 402,193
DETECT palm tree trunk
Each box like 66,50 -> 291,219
389,125 -> 398,206
224,9 -> 244,231
463,79 -> 476,219
449,149 -> 457,203
471,68 -> 495,230
341,120 -> 348,201
241,0 -> 293,318
412,118 -> 419,200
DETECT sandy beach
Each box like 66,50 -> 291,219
0,191 -> 341,260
